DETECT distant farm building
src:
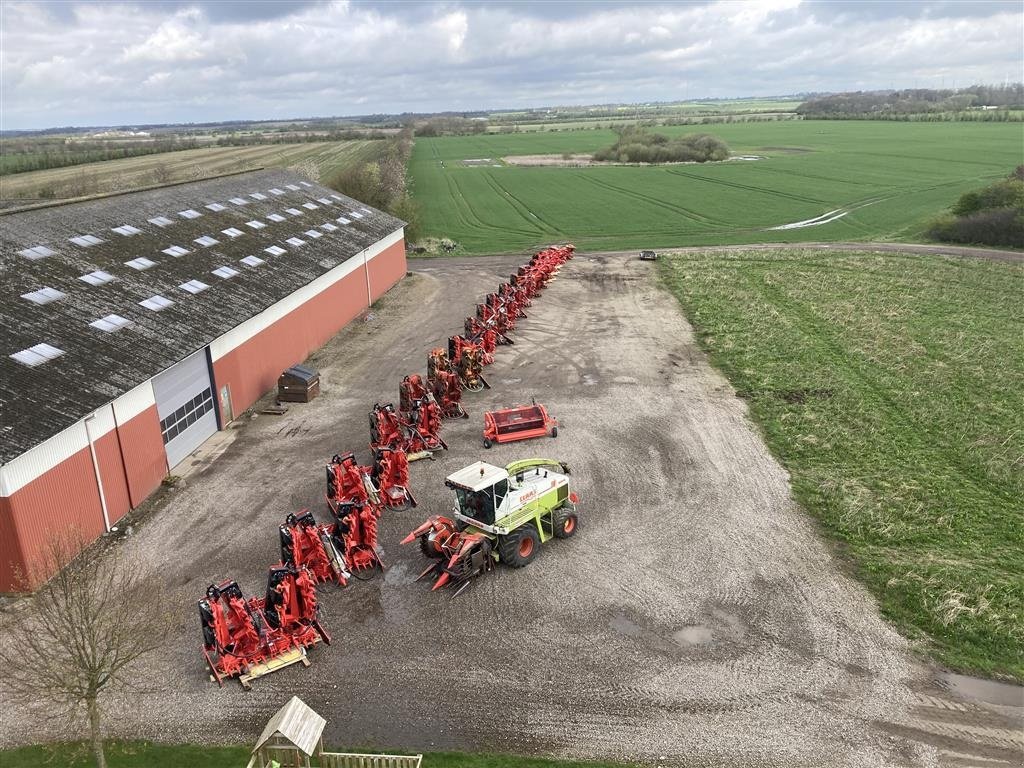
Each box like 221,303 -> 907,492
0,170 -> 406,591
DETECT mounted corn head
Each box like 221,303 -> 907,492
402,458 -> 579,597
199,565 -> 329,689
449,335 -> 490,392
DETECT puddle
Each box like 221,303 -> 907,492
941,672 -> 1024,708
674,625 -> 715,646
609,613 -> 644,638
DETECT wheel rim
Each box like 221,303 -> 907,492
519,536 -> 534,557
563,516 -> 575,534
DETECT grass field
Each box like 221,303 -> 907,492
409,121 -> 1023,253
0,742 -> 637,768
660,249 -> 1024,680
0,141 -> 378,201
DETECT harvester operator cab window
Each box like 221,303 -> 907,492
456,486 -> 496,525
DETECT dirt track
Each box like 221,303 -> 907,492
1,249 -> 1021,766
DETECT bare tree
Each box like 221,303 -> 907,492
0,537 -> 169,768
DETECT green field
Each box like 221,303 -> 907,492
0,141 -> 378,201
409,122 -> 1023,253
661,249 -> 1024,680
0,741 -> 637,768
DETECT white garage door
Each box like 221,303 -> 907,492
153,350 -> 218,469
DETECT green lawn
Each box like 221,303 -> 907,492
0,742 -> 638,768
660,249 -> 1024,680
409,121 -> 1023,253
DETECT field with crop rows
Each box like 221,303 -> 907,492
661,249 -> 1024,679
409,121 -> 1023,253
0,140 -> 378,201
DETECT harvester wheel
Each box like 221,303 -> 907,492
483,438 -> 492,449
499,525 -> 540,568
553,508 -> 578,539
551,427 -> 558,438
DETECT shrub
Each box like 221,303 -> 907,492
593,126 -> 729,164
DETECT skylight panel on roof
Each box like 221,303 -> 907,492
269,188 -> 285,195
285,237 -> 307,247
303,229 -> 323,239
70,234 -> 104,247
179,209 -> 202,219
267,213 -> 286,223
125,257 -> 156,270
349,211 -> 364,219
285,208 -> 302,216
10,343 -> 65,367
89,314 -> 132,333
222,228 -> 244,238
250,192 -> 268,200
320,223 -> 338,232
241,255 -> 264,267
302,202 -> 319,210
286,184 -> 301,191
162,245 -> 190,257
205,203 -> 227,212
21,287 -> 66,305
229,197 -> 249,206
264,245 -> 287,256
300,181 -> 313,187
212,265 -> 239,279
246,220 -> 267,229
316,197 -> 333,205
360,207 -> 372,214
179,279 -> 209,294
148,216 -> 174,227
330,194 -> 343,201
18,245 -> 56,260
336,216 -> 350,225
194,235 -> 219,247
112,224 -> 142,236
140,294 -> 173,311
79,270 -> 116,286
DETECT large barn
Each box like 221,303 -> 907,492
0,169 -> 406,591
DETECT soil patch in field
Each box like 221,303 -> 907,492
502,154 -> 765,167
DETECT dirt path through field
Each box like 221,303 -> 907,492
0,250 -> 1020,766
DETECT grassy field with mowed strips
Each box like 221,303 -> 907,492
409,121 -> 1023,253
0,140 -> 378,200
660,249 -> 1024,680
0,742 -> 639,768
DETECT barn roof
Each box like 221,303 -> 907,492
252,696 -> 326,756
0,168 -> 403,463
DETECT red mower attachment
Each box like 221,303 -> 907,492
329,500 -> 383,578
199,566 -> 329,690
280,510 -> 349,586
482,401 -> 558,448
399,374 -> 426,418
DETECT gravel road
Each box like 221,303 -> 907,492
1,249 -> 1020,767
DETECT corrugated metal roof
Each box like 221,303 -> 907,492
253,696 -> 326,756
0,169 -> 403,463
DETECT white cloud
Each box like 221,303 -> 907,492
0,0 -> 1019,128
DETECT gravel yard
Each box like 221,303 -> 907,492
1,251 -> 1020,767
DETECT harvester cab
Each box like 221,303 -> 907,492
402,459 -> 579,596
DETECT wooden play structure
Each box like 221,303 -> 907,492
246,697 -> 422,768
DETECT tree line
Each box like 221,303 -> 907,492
927,167 -> 1024,248
324,126 -> 422,240
797,84 -> 1023,119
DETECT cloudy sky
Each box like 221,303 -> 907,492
1,0 -> 1021,130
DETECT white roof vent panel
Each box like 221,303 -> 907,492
125,257 -> 157,270
140,294 -> 174,311
89,314 -> 132,333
